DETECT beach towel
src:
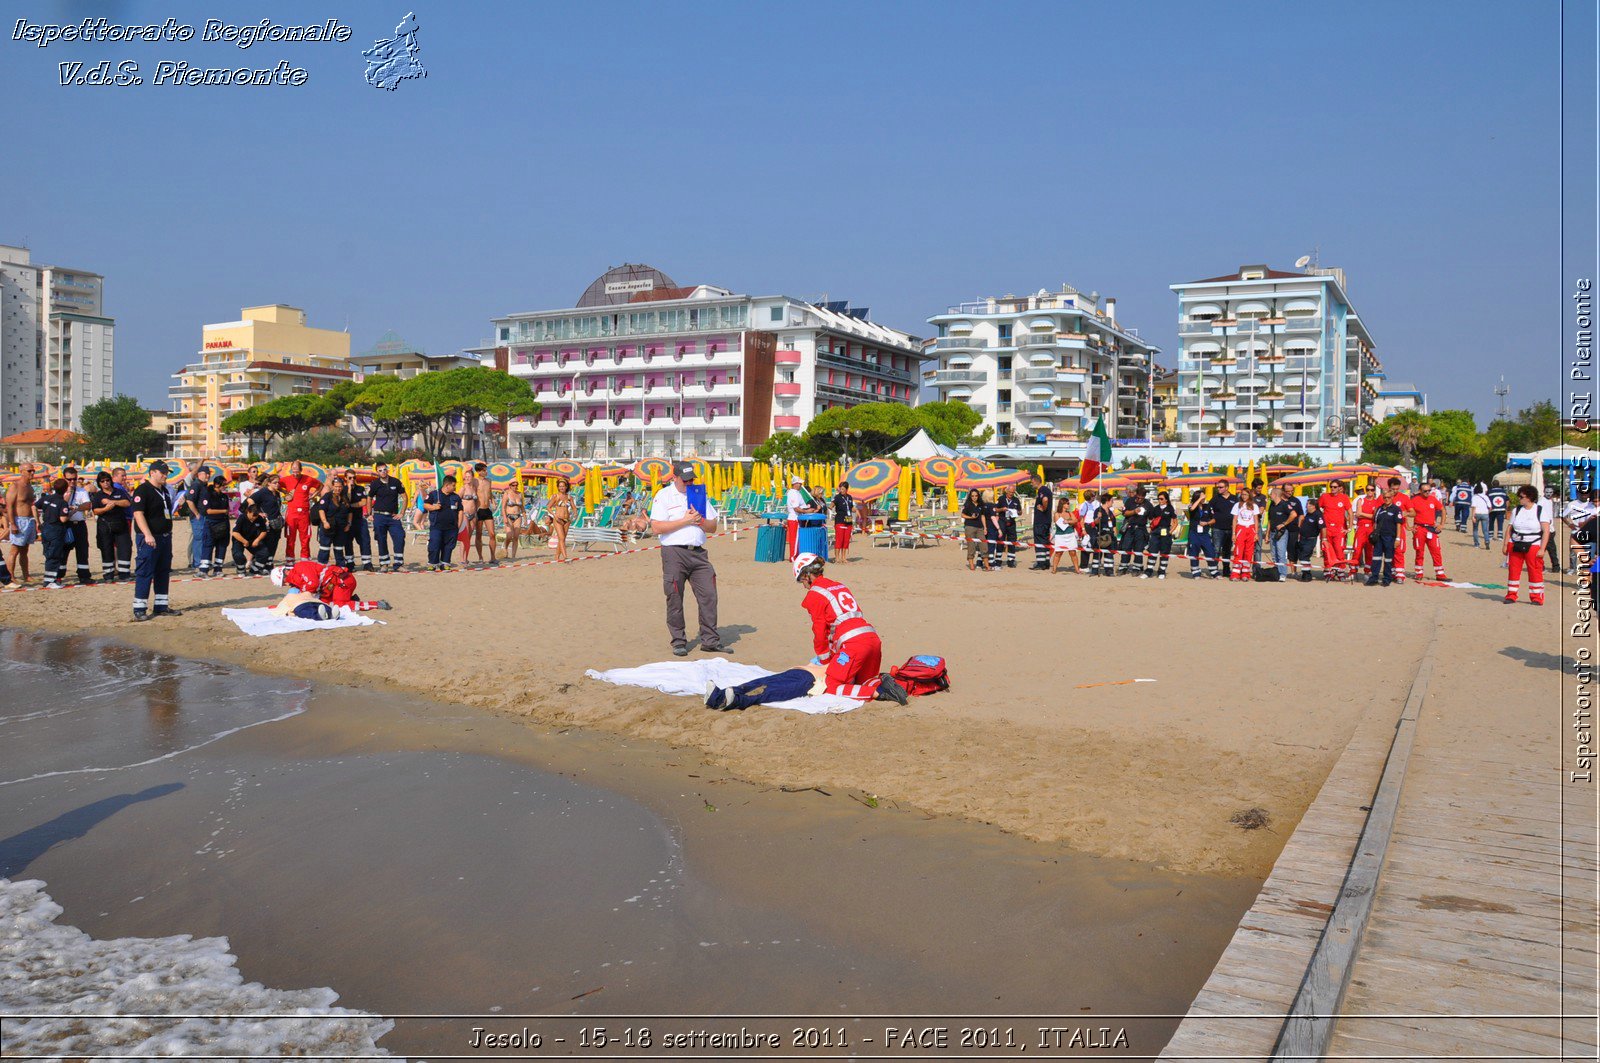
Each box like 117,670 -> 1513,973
584,658 -> 863,714
221,607 -> 377,638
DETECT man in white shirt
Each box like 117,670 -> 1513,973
650,461 -> 724,657
1470,484 -> 1492,549
61,466 -> 95,585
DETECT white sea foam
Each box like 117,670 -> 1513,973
0,878 -> 394,1058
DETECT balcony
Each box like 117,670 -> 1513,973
1179,320 -> 1219,336
775,349 -> 803,365
816,349 -> 915,382
774,381 -> 802,397
933,336 -> 990,351
930,369 -> 989,385
1282,316 -> 1321,332
1013,366 -> 1058,382
774,415 -> 802,430
1015,333 -> 1057,348
1013,400 -> 1062,415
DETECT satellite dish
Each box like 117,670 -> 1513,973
1294,255 -> 1312,269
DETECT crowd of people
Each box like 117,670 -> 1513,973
1,459 -> 1592,617
947,476 -> 1592,607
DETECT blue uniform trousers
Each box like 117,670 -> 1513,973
428,522 -> 458,565
133,533 -> 174,615
373,513 -> 405,566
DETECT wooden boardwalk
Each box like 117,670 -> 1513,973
1161,619 -> 1599,1062
1158,675 -> 1412,1061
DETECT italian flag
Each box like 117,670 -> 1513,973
1079,415 -> 1111,483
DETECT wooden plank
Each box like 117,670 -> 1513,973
1271,636 -> 1436,1062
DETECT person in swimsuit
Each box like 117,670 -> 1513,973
6,463 -> 38,585
548,478 -> 577,562
500,485 -> 526,560
469,462 -> 498,565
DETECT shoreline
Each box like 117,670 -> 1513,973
2,628 -> 1262,1058
0,536 -> 1521,878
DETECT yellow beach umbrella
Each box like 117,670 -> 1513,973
946,467 -> 959,514
913,466 -> 924,507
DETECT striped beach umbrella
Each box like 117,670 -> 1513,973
482,460 -> 521,485
632,457 -> 672,482
1162,471 -> 1241,488
918,455 -> 958,482
1122,470 -> 1166,483
1274,468 -> 1357,487
955,467 -> 1032,490
542,458 -> 584,482
843,458 -> 900,501
596,463 -> 631,479
955,456 -> 990,479
1059,474 -> 1137,491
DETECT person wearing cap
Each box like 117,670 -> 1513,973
649,461 -> 724,657
130,461 -> 180,621
704,552 -> 908,710
784,475 -> 817,561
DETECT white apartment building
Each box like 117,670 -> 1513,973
1170,264 -> 1377,449
923,284 -> 1159,445
486,264 -> 927,461
0,244 -> 115,436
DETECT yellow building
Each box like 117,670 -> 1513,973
1151,367 -> 1179,439
168,304 -> 352,456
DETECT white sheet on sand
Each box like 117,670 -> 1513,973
584,658 -> 863,714
221,607 -> 376,638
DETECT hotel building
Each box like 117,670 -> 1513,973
488,264 -> 927,461
923,284 -> 1159,445
0,244 -> 115,436
167,304 -> 352,456
1170,264 -> 1377,449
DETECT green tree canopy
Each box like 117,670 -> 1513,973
370,366 -> 540,460
75,395 -> 166,459
221,393 -> 342,457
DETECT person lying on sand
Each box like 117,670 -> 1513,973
704,552 -> 908,711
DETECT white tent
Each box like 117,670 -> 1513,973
892,428 -> 956,461
1507,444 -> 1600,468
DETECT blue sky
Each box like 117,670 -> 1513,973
0,0 -> 1582,424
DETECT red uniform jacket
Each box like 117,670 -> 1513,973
1318,490 -> 1352,527
280,474 -> 318,516
284,559 -> 358,605
801,575 -> 876,664
1356,496 -> 1380,526
1408,494 -> 1443,530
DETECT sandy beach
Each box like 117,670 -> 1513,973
0,523 -> 1570,880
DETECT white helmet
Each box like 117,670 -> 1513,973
269,565 -> 286,587
792,552 -> 823,582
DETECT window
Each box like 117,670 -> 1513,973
998,324 -> 1012,341
770,307 -> 783,322
499,327 -> 510,341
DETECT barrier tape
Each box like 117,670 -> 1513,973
1,522 -> 1509,595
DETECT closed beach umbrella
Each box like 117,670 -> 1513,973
844,458 -> 899,501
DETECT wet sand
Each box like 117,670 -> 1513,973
2,525 -> 1553,882
1,631 -> 1258,1058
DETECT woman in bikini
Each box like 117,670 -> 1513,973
500,486 -> 526,560
548,478 -> 577,562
